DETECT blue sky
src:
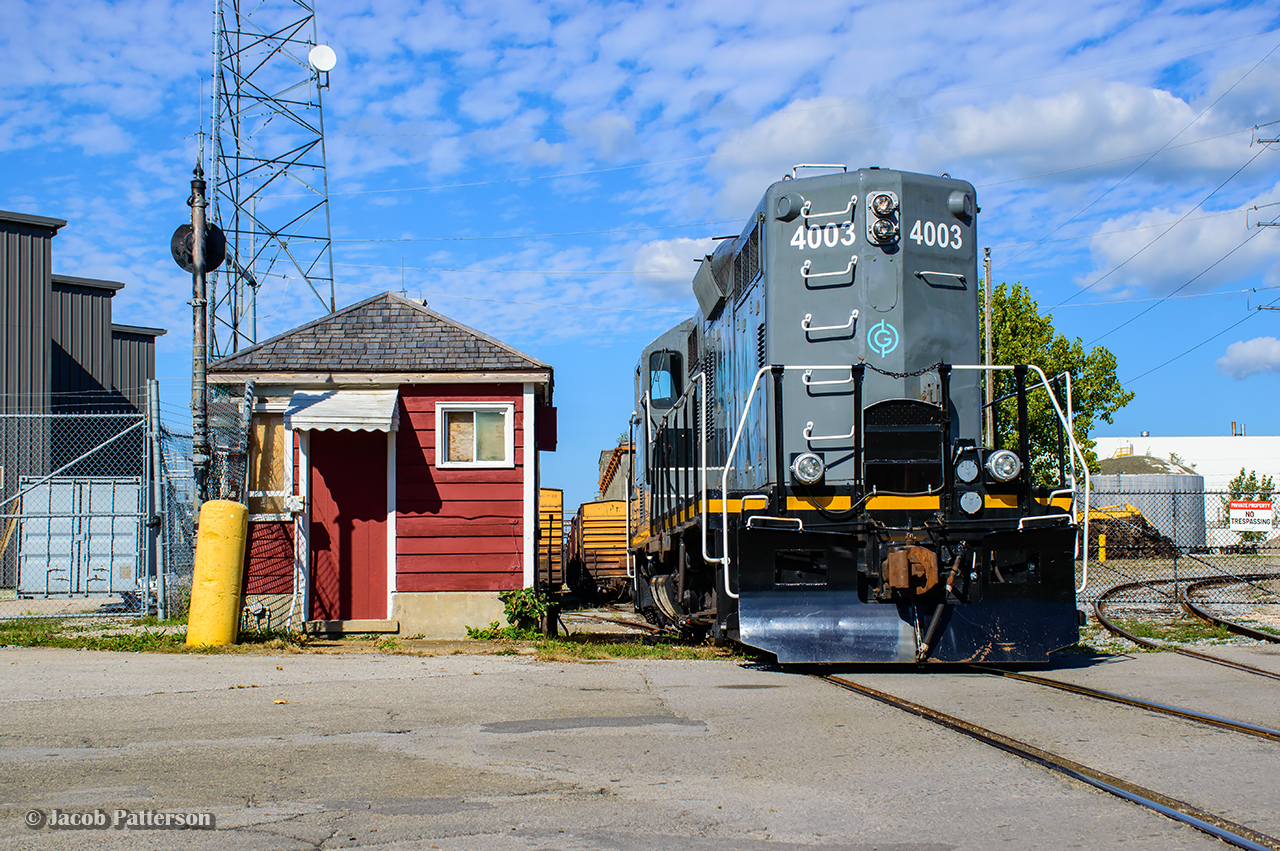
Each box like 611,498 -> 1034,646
4,0 -> 1280,511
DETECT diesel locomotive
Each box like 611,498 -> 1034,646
627,165 -> 1088,664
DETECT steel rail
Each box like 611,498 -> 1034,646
971,667 -> 1280,742
1095,579 -> 1280,682
568,612 -> 663,634
822,674 -> 1280,851
1179,574 -> 1280,645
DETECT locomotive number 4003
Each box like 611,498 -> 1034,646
909,220 -> 964,249
790,222 -> 856,250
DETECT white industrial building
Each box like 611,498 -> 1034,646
1093,436 -> 1280,490
1093,435 -> 1279,547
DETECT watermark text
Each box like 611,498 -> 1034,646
25,808 -> 216,830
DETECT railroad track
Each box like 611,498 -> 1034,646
971,666 -> 1280,742
1180,574 -> 1280,645
564,611 -> 663,634
821,673 -> 1280,851
1095,577 -> 1280,682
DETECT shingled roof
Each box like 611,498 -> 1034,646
209,292 -> 548,376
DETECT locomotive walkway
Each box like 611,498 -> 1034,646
0,646 -> 1277,850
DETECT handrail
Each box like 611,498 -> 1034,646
707,363 -> 862,599
802,196 -> 856,221
951,364 -> 1090,593
701,361 -> 1084,602
803,367 -> 854,387
803,420 -> 856,442
801,309 -> 858,334
789,163 -> 847,178
915,270 -> 966,287
801,257 -> 857,283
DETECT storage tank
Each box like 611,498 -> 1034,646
1092,455 -> 1206,549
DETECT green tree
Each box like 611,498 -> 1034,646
979,282 -> 1134,484
1223,468 -> 1275,544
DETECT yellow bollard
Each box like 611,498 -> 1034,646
1098,533 -> 1107,563
186,500 -> 249,646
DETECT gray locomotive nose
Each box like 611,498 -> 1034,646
627,166 -> 1079,664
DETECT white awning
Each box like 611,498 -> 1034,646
285,389 -> 400,432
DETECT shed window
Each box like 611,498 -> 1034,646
437,403 -> 515,468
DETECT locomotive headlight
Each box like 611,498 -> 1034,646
790,452 -> 826,485
871,218 -> 898,242
871,192 -> 897,217
985,449 -> 1022,482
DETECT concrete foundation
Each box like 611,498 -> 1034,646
392,591 -> 506,638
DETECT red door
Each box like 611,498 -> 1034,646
310,430 -> 387,620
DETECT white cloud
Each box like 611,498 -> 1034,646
631,236 -> 715,298
916,79 -> 1252,180
1073,180 -> 1280,295
708,96 -> 886,213
1217,336 -> 1280,379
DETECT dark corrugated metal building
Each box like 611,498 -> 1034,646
1,211 -> 65,417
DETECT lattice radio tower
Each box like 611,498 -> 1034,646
209,0 -> 336,357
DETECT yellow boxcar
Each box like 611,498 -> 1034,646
538,488 -> 564,591
566,499 -> 630,601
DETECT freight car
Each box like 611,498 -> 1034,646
627,164 -> 1089,664
537,488 -> 564,591
565,500 -> 631,601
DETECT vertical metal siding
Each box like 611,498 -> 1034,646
0,218 -> 58,415
0,213 -> 63,587
111,329 -> 160,414
50,277 -> 120,411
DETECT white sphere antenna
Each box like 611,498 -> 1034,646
308,44 -> 337,73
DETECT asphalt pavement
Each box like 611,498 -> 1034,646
2,645 -> 1278,850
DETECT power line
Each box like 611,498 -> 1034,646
1055,284 -> 1280,309
1088,221 -> 1271,344
1125,292 -> 1280,383
331,219 -> 738,243
331,279 -> 688,314
975,127 -> 1250,189
1049,144 -> 1271,309
333,261 -> 679,275
988,207 -> 1242,249
996,35 -> 1280,275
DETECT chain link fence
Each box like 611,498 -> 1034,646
0,407 -> 150,619
0,381 -> 219,624
157,426 -> 196,620
1077,489 -> 1280,632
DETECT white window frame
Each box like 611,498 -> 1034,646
435,401 -> 516,469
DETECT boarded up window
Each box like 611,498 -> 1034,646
445,411 -> 475,463
248,414 -> 289,515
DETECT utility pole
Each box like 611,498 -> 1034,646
984,247 -> 994,445
190,162 -> 209,505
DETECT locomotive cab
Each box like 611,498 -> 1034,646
628,165 -> 1087,664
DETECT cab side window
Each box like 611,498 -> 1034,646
648,351 -> 683,407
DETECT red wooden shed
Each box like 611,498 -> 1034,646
208,292 -> 555,637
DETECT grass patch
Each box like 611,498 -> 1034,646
519,633 -> 748,662
0,618 -> 187,652
1112,616 -> 1235,645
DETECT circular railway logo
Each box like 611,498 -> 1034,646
869,320 -> 900,358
